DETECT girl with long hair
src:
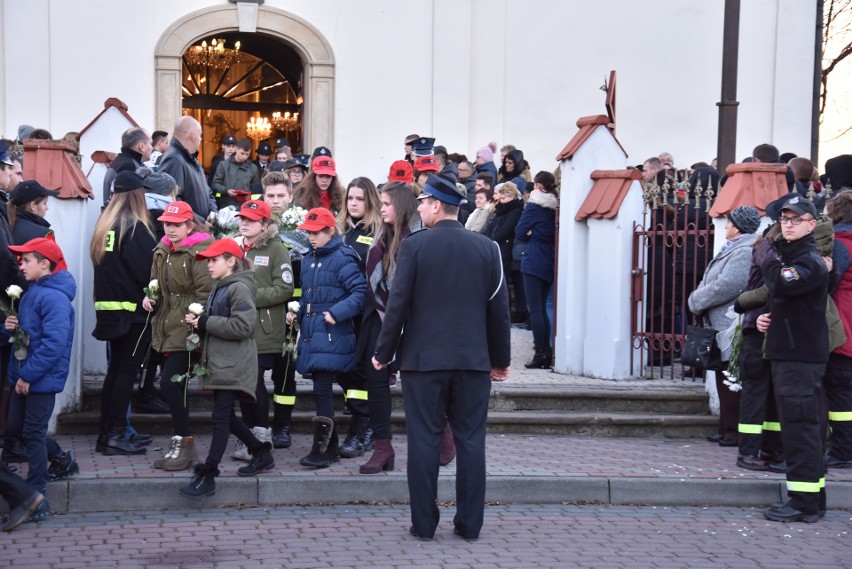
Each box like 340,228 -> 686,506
293,156 -> 346,214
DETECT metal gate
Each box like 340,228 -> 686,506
630,175 -> 717,379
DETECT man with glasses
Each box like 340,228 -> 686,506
758,195 -> 830,523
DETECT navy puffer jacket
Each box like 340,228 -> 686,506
515,189 -> 558,283
295,235 -> 367,374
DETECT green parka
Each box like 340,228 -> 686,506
235,224 -> 294,354
149,232 -> 214,353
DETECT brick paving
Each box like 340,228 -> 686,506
1,504 -> 850,569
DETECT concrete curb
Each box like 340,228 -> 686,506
41,476 -> 852,514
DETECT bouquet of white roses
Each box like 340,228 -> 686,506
211,206 -> 239,239
276,206 -> 311,256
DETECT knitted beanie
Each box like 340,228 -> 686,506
729,205 -> 761,234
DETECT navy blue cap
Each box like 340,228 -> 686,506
413,137 -> 435,157
418,174 -> 467,206
310,146 -> 332,161
266,161 -> 288,173
221,135 -> 237,145
113,171 -> 145,193
257,142 -> 272,155
779,194 -> 817,218
292,154 -> 310,167
0,141 -> 13,166
10,180 -> 60,206
283,158 -> 307,171
274,138 -> 290,149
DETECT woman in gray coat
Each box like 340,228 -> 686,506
688,206 -> 761,446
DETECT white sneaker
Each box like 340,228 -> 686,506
231,438 -> 251,461
253,426 -> 272,445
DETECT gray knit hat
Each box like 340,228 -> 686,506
137,167 -> 177,196
729,205 -> 761,234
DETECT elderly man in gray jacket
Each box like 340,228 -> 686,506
688,205 -> 761,445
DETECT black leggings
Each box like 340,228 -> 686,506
207,390 -> 259,469
158,351 -> 197,437
238,355 -> 272,429
100,323 -> 148,432
359,312 -> 392,439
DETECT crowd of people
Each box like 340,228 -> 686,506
0,121 -> 534,537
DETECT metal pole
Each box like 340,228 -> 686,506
811,0 -> 823,165
716,0 -> 741,174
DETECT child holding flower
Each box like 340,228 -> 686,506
4,237 -> 76,522
180,239 -> 274,498
143,201 -> 213,471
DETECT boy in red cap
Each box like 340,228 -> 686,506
4,237 -> 76,522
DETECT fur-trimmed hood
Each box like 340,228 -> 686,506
528,189 -> 558,210
234,220 -> 280,250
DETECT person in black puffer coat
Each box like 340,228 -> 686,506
485,180 -> 525,322
8,181 -> 59,245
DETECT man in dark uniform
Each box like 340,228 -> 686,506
759,195 -> 830,523
373,173 -> 511,542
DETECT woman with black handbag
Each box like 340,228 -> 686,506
688,206 -> 761,446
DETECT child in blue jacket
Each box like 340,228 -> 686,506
286,207 -> 367,469
4,237 -> 76,522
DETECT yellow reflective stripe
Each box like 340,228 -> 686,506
251,194 -> 262,200
95,301 -> 137,311
345,389 -> 368,401
738,423 -> 763,434
786,478 -> 824,493
273,394 -> 295,406
828,411 -> 852,421
293,288 -> 302,299
762,421 -> 781,432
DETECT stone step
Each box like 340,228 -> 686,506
56,409 -> 716,438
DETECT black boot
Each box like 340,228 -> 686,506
1,437 -> 27,463
300,417 -> 336,468
272,426 -> 291,449
238,442 -> 275,476
524,348 -> 551,369
180,464 -> 218,498
103,428 -> 147,456
339,416 -> 371,458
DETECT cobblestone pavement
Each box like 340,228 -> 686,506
1,503 -> 850,569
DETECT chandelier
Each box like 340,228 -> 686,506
184,38 -> 241,71
271,111 -> 299,133
246,116 -> 271,142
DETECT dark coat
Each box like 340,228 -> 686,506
295,235 -> 368,375
158,138 -> 217,219
515,190 -> 558,283
102,147 -> 144,206
485,198 -> 524,266
0,197 -> 25,303
374,220 -> 511,372
7,270 -> 76,394
211,157 -> 260,209
11,212 -> 51,244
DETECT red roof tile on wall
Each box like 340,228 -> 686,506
709,163 -> 788,217
76,98 -> 139,140
23,140 -> 93,200
575,169 -> 643,221
556,115 -> 625,161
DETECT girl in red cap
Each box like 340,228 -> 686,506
180,239 -> 274,497
293,157 -> 346,214
143,201 -> 213,471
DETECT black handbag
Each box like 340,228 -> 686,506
682,319 -> 723,371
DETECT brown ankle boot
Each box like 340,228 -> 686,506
439,424 -> 456,466
359,439 -> 395,474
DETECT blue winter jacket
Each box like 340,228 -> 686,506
515,189 -> 558,283
295,235 -> 367,374
7,270 -> 76,393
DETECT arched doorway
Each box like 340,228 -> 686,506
155,5 -> 334,160
181,32 -> 304,171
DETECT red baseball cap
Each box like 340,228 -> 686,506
388,160 -> 414,184
195,238 -> 245,260
9,236 -> 67,273
235,200 -> 272,221
157,201 -> 195,223
414,155 -> 439,173
312,156 -> 337,177
297,208 -> 336,231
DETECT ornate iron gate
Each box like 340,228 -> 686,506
631,176 -> 717,379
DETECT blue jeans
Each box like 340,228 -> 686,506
523,273 -> 552,351
7,390 -> 56,494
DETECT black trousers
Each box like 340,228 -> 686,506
158,351 -> 197,437
238,354 -> 274,429
401,369 -> 491,540
356,311 -> 392,439
772,360 -> 826,514
738,331 -> 783,457
100,322 -> 148,432
272,353 -> 297,429
207,390 -> 260,469
0,460 -> 38,510
824,354 -> 852,461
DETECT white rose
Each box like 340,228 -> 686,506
148,279 -> 159,292
287,301 -> 301,313
5,285 -> 23,300
188,303 -> 204,315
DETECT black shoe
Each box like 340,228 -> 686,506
129,433 -> 153,446
180,464 -> 217,498
339,416 -> 371,459
718,438 -> 738,447
524,348 -> 551,369
768,460 -> 787,473
95,433 -> 108,454
272,426 -> 291,449
238,442 -> 275,476
1,439 -> 27,463
706,434 -> 724,443
409,525 -> 433,542
1,492 -> 44,532
825,454 -> 852,469
135,395 -> 170,414
300,417 -> 337,468
453,526 -> 479,542
47,451 -> 79,482
759,450 -> 784,464
736,454 -> 769,471
764,501 -> 820,523
103,432 -> 147,456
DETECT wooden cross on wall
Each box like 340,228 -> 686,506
605,70 -> 616,136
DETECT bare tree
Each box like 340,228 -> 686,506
821,0 -> 852,119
